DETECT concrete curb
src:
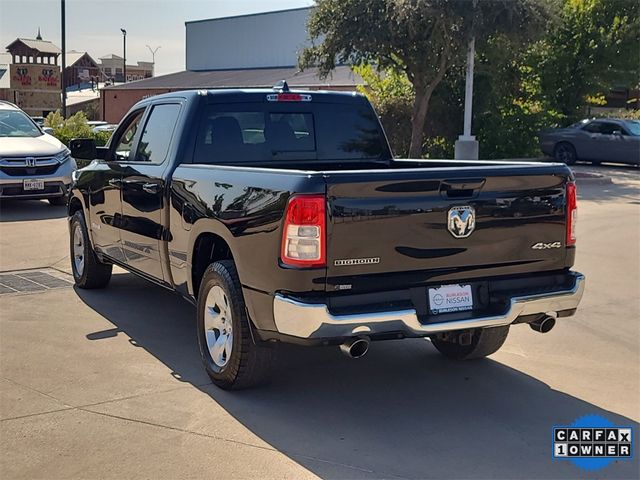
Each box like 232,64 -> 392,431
571,171 -> 613,185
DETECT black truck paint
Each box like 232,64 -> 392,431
68,88 -> 585,389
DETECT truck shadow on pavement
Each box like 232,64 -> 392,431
0,199 -> 67,222
77,273 -> 639,480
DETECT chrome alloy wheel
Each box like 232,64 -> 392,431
204,285 -> 233,368
73,223 -> 85,276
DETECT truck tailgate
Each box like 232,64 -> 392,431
324,166 -> 571,293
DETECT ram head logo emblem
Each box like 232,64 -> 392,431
447,206 -> 476,238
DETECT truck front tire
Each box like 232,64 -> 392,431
70,211 -> 112,289
431,326 -> 509,360
197,260 -> 275,390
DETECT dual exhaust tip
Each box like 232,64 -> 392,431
340,316 -> 555,358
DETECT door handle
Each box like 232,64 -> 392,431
108,178 -> 122,188
142,182 -> 160,194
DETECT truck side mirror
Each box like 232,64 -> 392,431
70,138 -> 97,160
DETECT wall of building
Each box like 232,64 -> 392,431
101,87 -> 172,123
186,8 -> 311,71
99,58 -> 153,83
67,97 -> 100,118
8,63 -> 61,116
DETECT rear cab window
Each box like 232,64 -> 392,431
193,95 -> 391,165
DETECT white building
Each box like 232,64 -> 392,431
186,7 -> 311,71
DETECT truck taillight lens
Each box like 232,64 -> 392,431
566,182 -> 577,246
281,195 -> 326,267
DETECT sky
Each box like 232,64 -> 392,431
0,0 -> 314,75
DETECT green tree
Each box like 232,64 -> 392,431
301,0 -> 550,157
354,64 -> 414,156
538,0 -> 640,121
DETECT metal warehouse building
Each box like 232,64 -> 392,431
101,7 -> 362,122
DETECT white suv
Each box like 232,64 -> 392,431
0,101 -> 76,205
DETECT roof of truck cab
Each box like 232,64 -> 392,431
141,88 -> 367,105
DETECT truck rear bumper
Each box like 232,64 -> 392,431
272,272 -> 585,340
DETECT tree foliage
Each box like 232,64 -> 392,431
537,0 -> 640,120
302,0 -> 550,157
354,64 -> 414,156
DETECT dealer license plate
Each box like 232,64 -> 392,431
23,179 -> 45,191
428,284 -> 473,314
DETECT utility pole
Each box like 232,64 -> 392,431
61,0 -> 66,117
120,28 -> 127,83
454,0 -> 479,160
146,45 -> 160,76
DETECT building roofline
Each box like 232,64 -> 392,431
5,37 -> 62,54
101,67 -> 360,91
185,6 -> 312,26
188,65 -> 299,72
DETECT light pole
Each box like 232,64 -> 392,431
146,45 -> 161,76
120,28 -> 127,83
454,0 -> 479,160
61,0 -> 66,117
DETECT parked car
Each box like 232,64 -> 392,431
68,87 -> 585,390
30,116 -> 45,127
0,101 -> 76,205
539,118 -> 640,166
91,123 -> 117,134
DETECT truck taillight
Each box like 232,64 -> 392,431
281,195 -> 326,267
566,182 -> 577,246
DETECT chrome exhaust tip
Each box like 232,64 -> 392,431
529,315 -> 556,334
340,337 -> 370,358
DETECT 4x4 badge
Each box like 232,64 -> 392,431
447,206 -> 475,238
532,241 -> 562,250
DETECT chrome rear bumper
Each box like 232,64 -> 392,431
273,272 -> 585,340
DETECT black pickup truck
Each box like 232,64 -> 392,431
68,86 -> 585,389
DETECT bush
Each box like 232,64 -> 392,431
44,111 -> 113,147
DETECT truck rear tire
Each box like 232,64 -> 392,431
70,211 -> 112,289
197,260 -> 275,390
431,326 -> 509,360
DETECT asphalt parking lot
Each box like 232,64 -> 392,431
1,164 -> 639,480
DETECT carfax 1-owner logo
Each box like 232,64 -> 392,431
553,415 -> 634,471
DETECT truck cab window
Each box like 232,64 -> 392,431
193,102 -> 388,165
112,110 -> 144,162
135,103 -> 181,164
195,110 -> 315,163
